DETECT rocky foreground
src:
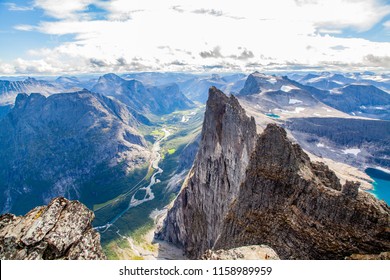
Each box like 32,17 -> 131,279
157,86 -> 390,259
0,197 -> 106,260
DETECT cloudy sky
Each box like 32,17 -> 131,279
1,0 -> 390,75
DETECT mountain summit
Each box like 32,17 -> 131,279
158,87 -> 390,259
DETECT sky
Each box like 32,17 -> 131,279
1,0 -> 390,75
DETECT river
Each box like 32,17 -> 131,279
94,128 -> 171,233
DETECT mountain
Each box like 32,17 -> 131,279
299,73 -> 356,90
236,72 -> 346,119
147,83 -> 195,114
92,73 -> 194,114
157,87 -> 257,258
0,197 -> 106,260
157,87 -> 390,259
178,74 -> 245,103
121,72 -> 197,86
0,89 -> 150,215
286,117 -> 390,169
0,77 -> 62,105
311,85 -> 390,120
54,76 -> 95,90
298,72 -> 390,92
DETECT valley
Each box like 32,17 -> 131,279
0,71 -> 389,260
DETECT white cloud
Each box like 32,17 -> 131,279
4,2 -> 34,11
3,0 -> 390,74
33,0 -> 103,19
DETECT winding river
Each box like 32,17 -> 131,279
95,128 -> 171,233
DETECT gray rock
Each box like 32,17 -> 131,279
0,197 -> 106,260
157,86 -> 257,258
158,86 -> 390,260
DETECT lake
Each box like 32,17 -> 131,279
365,168 -> 390,206
265,113 -> 280,119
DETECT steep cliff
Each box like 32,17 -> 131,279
158,87 -> 390,259
0,197 -> 106,260
215,124 -> 390,259
156,87 -> 257,258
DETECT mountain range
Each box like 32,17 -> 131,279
0,70 -> 389,260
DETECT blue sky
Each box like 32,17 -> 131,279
1,0 -> 390,75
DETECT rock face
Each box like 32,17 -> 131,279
0,197 -> 106,260
156,87 -> 257,258
202,245 -> 279,260
215,124 -> 390,259
158,87 -> 390,259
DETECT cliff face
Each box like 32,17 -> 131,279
0,197 -> 106,260
157,87 -> 257,258
215,124 -> 390,259
158,87 -> 390,259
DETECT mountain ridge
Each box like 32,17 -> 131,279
158,86 -> 390,259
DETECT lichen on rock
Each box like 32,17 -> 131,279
0,197 -> 106,260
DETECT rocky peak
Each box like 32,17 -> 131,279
157,86 -> 257,258
99,73 -> 123,84
215,123 -> 390,259
238,72 -> 292,96
159,86 -> 390,259
0,197 -> 106,260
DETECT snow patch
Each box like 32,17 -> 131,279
294,107 -> 305,113
281,85 -> 296,92
322,107 -> 332,112
316,143 -> 325,148
289,98 -> 302,104
342,148 -> 361,156
268,77 -> 277,84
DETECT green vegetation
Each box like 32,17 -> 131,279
98,106 -> 204,258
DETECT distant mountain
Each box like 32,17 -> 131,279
298,72 -> 390,91
299,73 -> 356,90
312,84 -> 390,120
147,83 -> 194,114
178,74 -> 245,103
92,73 -> 194,114
0,76 -> 98,106
286,117 -> 390,169
236,72 -> 343,118
0,89 -> 150,215
121,72 -> 197,86
0,78 -> 61,105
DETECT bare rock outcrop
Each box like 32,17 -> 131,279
158,86 -> 390,260
215,124 -> 390,259
0,197 -> 106,260
202,245 -> 279,260
156,86 -> 257,258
